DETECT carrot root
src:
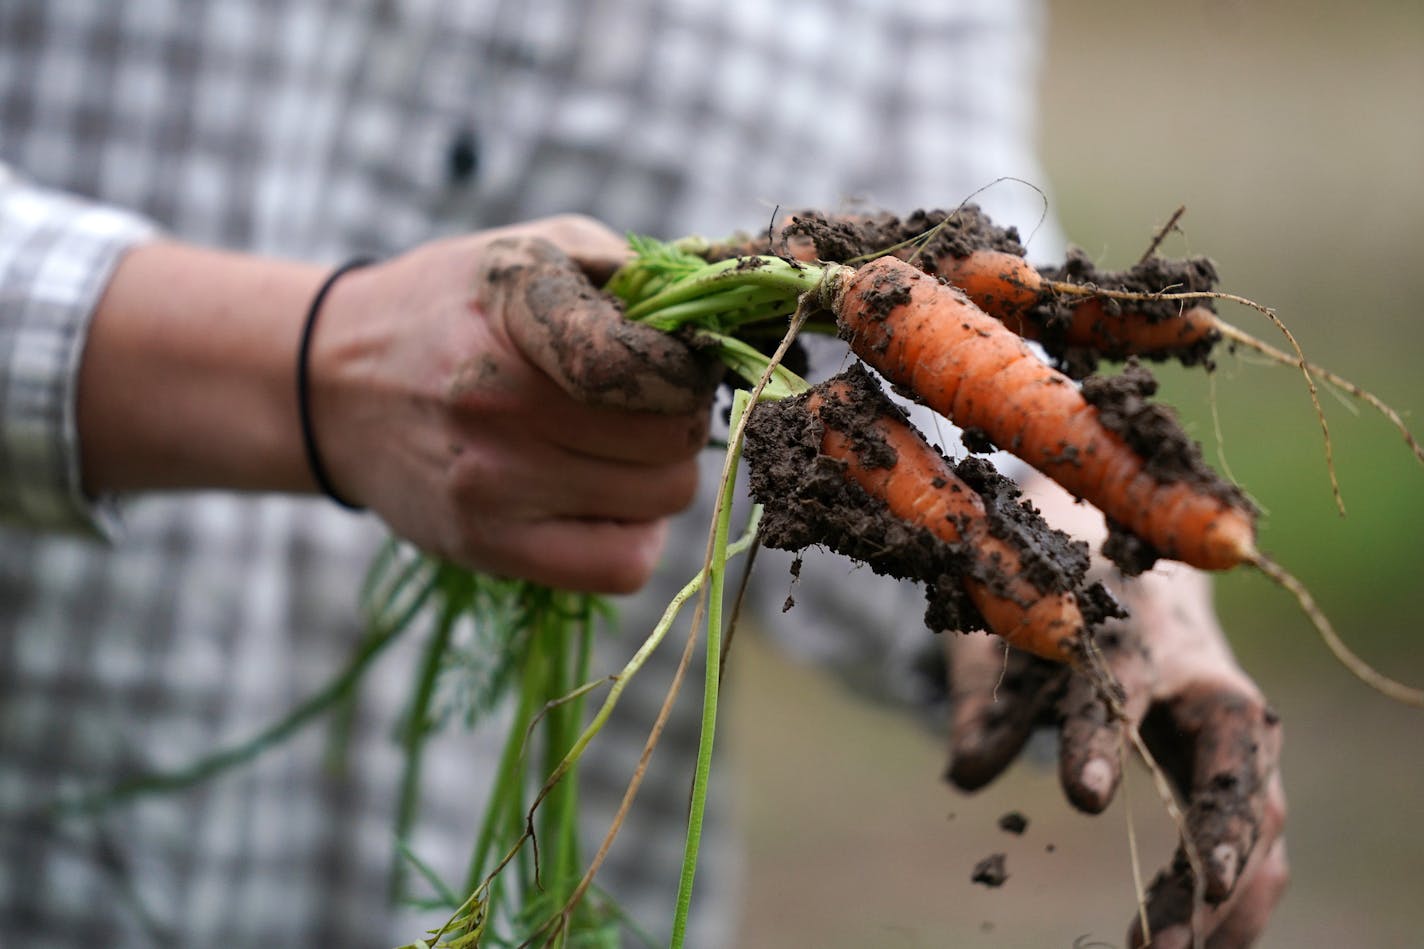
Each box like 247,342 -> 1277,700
1251,554 -> 1424,708
1212,320 -> 1424,470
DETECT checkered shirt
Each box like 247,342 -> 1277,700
0,1 -> 1057,945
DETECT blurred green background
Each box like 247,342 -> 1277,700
729,2 -> 1424,946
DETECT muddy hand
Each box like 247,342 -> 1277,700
1071,569 -> 1287,948
944,588 -> 1286,948
488,234 -> 722,414
306,215 -> 718,592
945,473 -> 1288,948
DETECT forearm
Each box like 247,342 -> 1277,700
77,241 -> 327,497
61,219 -> 710,593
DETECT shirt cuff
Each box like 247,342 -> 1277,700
0,165 -> 159,534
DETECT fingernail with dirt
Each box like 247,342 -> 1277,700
1211,842 -> 1239,894
1147,927 -> 1192,949
1078,757 -> 1113,806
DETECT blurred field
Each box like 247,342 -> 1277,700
731,2 -> 1424,946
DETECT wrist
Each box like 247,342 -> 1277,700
78,241 -> 328,496
296,258 -> 378,509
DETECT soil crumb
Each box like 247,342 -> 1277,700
972,853 -> 1009,888
997,811 -> 1029,835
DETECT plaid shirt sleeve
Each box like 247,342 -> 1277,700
0,162 -> 158,533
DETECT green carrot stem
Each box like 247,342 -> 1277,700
637,285 -> 796,332
390,587 -> 464,900
693,331 -> 810,401
514,506 -> 763,944
669,388 -> 749,949
538,595 -> 586,912
622,256 -> 826,323
557,603 -> 596,902
462,619 -> 541,896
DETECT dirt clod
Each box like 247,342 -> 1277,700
972,853 -> 1009,888
1079,359 -> 1255,574
780,205 -> 1026,264
998,811 -> 1029,835
1032,247 -> 1223,376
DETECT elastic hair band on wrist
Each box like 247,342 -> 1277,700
297,257 -> 376,511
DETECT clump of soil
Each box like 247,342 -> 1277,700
1030,247 -> 1223,377
696,205 -> 1023,266
972,853 -> 1009,888
780,205 -> 1025,264
744,366 -> 981,632
998,811 -> 1029,835
1079,360 -> 1256,575
742,365 -> 1107,635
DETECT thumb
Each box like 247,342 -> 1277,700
479,236 -> 721,414
945,633 -> 1064,791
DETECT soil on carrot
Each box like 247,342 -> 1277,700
742,365 -> 1114,635
696,205 -> 1024,265
780,205 -> 1027,263
711,207 -> 1226,378
1079,360 -> 1257,574
1032,248 -> 1223,376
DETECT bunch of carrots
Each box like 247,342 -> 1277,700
464,203 -> 1418,949
614,206 -> 1422,700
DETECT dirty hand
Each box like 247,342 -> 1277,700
309,215 -> 720,592
944,477 -> 1287,949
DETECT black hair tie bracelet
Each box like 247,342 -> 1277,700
296,257 -> 376,511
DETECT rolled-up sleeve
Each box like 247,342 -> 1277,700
0,163 -> 158,533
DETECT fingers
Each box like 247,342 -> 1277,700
441,419 -> 702,525
945,634 -> 1067,791
1057,621 -> 1155,813
479,236 -> 721,415
518,212 -> 633,284
1177,687 -> 1282,902
1126,690 -> 1287,948
442,329 -> 710,471
551,403 -> 711,467
1201,770 -> 1288,949
1200,824 -> 1289,948
1127,796 -> 1288,949
485,517 -> 671,595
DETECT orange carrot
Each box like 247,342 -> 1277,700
928,249 -> 1221,364
831,255 -> 1257,571
924,249 -> 1042,325
742,366 -> 1092,662
808,378 -> 1086,662
695,225 -> 1224,365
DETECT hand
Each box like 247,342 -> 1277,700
310,215 -> 721,592
944,476 -> 1288,948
